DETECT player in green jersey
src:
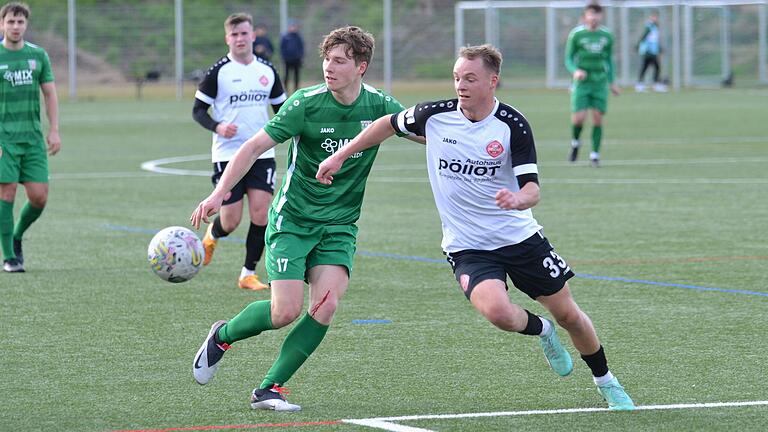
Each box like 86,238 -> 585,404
189,26 -> 419,411
565,3 -> 619,167
0,2 -> 61,273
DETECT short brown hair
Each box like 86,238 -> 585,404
458,44 -> 502,75
224,12 -> 252,31
585,3 -> 603,14
319,26 -> 375,66
1,2 -> 30,20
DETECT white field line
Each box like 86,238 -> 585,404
342,419 -> 436,432
139,154 -> 209,176
341,400 -> 768,431
51,154 -> 767,182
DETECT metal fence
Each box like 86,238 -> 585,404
15,0 -> 768,100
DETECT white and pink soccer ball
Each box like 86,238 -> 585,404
147,226 -> 204,283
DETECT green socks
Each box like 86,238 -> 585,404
260,313 -> 329,388
214,303 -> 330,388
572,124 -> 583,141
217,300 -> 274,344
13,202 -> 44,241
0,200 -> 13,260
592,126 -> 603,153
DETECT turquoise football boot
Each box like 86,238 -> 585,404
598,377 -> 636,410
538,318 -> 573,377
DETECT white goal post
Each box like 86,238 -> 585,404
455,0 -> 768,89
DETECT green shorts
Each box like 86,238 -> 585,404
265,209 -> 358,282
570,80 -> 608,113
0,140 -> 49,183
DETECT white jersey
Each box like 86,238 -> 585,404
392,98 -> 542,253
195,54 -> 287,162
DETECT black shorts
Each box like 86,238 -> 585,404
212,159 -> 276,205
446,231 -> 575,300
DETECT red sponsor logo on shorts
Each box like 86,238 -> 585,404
259,75 -> 269,86
459,274 -> 470,293
486,140 -> 503,158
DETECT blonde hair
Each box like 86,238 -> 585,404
224,12 -> 252,31
458,44 -> 502,75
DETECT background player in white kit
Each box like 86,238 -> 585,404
317,44 -> 635,411
193,13 -> 286,290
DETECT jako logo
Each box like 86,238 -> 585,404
442,137 -> 457,145
320,127 -> 335,133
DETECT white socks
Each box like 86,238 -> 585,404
539,316 -> 553,336
593,371 -> 615,386
239,267 -> 254,279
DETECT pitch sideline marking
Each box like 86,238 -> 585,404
341,400 -> 768,431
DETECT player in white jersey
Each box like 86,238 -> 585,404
193,13 -> 287,290
317,44 -> 635,411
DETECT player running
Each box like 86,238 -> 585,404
317,44 -> 635,411
190,26 -> 420,411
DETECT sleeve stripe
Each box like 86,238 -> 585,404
513,163 -> 538,176
395,112 -> 409,135
269,93 -> 288,105
195,90 -> 214,105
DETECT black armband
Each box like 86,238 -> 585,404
516,173 -> 539,188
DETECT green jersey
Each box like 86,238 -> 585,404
0,42 -> 54,143
565,25 -> 615,83
263,83 -> 404,225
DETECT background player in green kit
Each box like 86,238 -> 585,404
0,2 -> 61,273
190,26 -> 418,411
565,3 -> 619,167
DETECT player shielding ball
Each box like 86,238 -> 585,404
317,44 -> 635,411
190,26 -> 418,411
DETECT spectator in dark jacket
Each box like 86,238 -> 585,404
280,20 -> 304,93
252,23 -> 274,60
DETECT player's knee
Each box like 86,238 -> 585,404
554,307 -> 584,330
271,304 -> 303,328
220,216 -> 240,232
27,194 -> 47,208
248,208 -> 268,225
481,303 -> 518,330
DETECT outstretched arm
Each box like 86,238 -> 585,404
190,130 -> 278,228
316,115 -> 397,185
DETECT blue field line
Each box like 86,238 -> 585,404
576,273 -> 768,297
352,319 -> 393,324
110,224 -> 766,298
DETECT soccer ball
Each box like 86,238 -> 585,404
147,226 -> 205,283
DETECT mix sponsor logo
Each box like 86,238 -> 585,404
321,137 -> 363,159
3,69 -> 34,86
